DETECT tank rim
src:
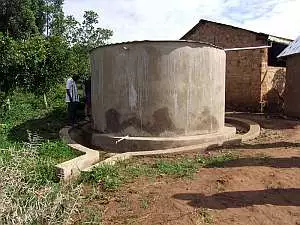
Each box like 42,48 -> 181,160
90,40 -> 223,53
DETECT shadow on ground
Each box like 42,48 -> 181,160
173,188 -> 300,209
207,156 -> 300,168
228,113 -> 300,130
8,105 -> 86,143
222,141 -> 300,150
8,107 -> 68,142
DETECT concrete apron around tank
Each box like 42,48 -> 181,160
55,117 -> 260,181
91,126 -> 236,153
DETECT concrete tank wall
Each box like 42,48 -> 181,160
90,41 -> 226,137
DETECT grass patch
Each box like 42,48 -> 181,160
197,152 -> 239,168
155,159 -> 198,177
81,152 -> 239,190
0,87 -> 84,224
81,164 -> 122,190
0,146 -> 83,225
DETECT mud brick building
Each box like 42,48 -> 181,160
181,19 -> 292,112
278,36 -> 300,117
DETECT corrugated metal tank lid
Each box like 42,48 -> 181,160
90,40 -> 223,53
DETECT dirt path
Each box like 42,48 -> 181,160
100,115 -> 300,225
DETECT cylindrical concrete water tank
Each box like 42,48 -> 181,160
90,41 -> 225,137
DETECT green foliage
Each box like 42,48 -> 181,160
81,164 -> 122,190
197,152 -> 238,168
0,0 -> 113,93
140,198 -> 149,209
0,9 -> 113,94
44,0 -> 65,36
64,11 -> 113,49
0,33 -> 20,94
0,89 -> 83,224
32,0 -> 47,34
155,159 -> 198,177
0,34 -> 70,96
124,164 -> 156,179
81,152 -> 240,190
0,0 -> 39,39
63,11 -> 113,78
39,141 -> 81,162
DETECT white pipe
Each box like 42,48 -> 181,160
115,135 -> 130,144
225,46 -> 271,51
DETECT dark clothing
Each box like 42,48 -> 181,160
84,79 -> 91,105
68,102 -> 78,126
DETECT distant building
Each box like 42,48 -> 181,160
181,19 -> 292,112
278,37 -> 300,117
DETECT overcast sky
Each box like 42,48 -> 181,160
63,0 -> 300,44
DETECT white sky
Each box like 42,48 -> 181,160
63,0 -> 300,44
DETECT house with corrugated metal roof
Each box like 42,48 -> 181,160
278,37 -> 300,117
181,19 -> 293,112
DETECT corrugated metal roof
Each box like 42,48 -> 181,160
268,35 -> 292,45
278,36 -> 300,58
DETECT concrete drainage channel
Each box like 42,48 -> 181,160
56,116 -> 261,181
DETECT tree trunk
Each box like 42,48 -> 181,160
7,98 -> 11,111
44,93 -> 48,109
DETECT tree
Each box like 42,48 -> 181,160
0,0 -> 39,39
0,33 -> 70,107
32,0 -> 47,34
64,11 -> 113,49
44,0 -> 65,36
63,11 -> 113,78
0,33 -> 19,94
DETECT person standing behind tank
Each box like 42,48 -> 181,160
66,75 -> 80,126
84,77 -> 92,121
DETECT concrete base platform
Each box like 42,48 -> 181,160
91,126 -> 236,153
56,117 -> 260,180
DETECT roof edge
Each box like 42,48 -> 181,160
90,40 -> 224,53
181,19 -> 293,44
225,45 -> 271,51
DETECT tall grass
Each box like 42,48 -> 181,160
0,147 -> 82,225
0,86 -> 83,224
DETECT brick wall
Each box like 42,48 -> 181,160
284,54 -> 300,117
186,21 -> 267,48
225,48 -> 266,110
182,21 -> 283,111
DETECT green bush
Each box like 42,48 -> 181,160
0,33 -> 71,97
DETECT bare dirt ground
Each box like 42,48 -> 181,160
87,115 -> 300,225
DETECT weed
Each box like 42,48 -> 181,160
81,164 -> 122,190
198,152 -> 238,168
196,208 -> 213,224
155,159 -> 198,177
124,164 -> 156,179
80,208 -> 103,225
140,198 -> 149,209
